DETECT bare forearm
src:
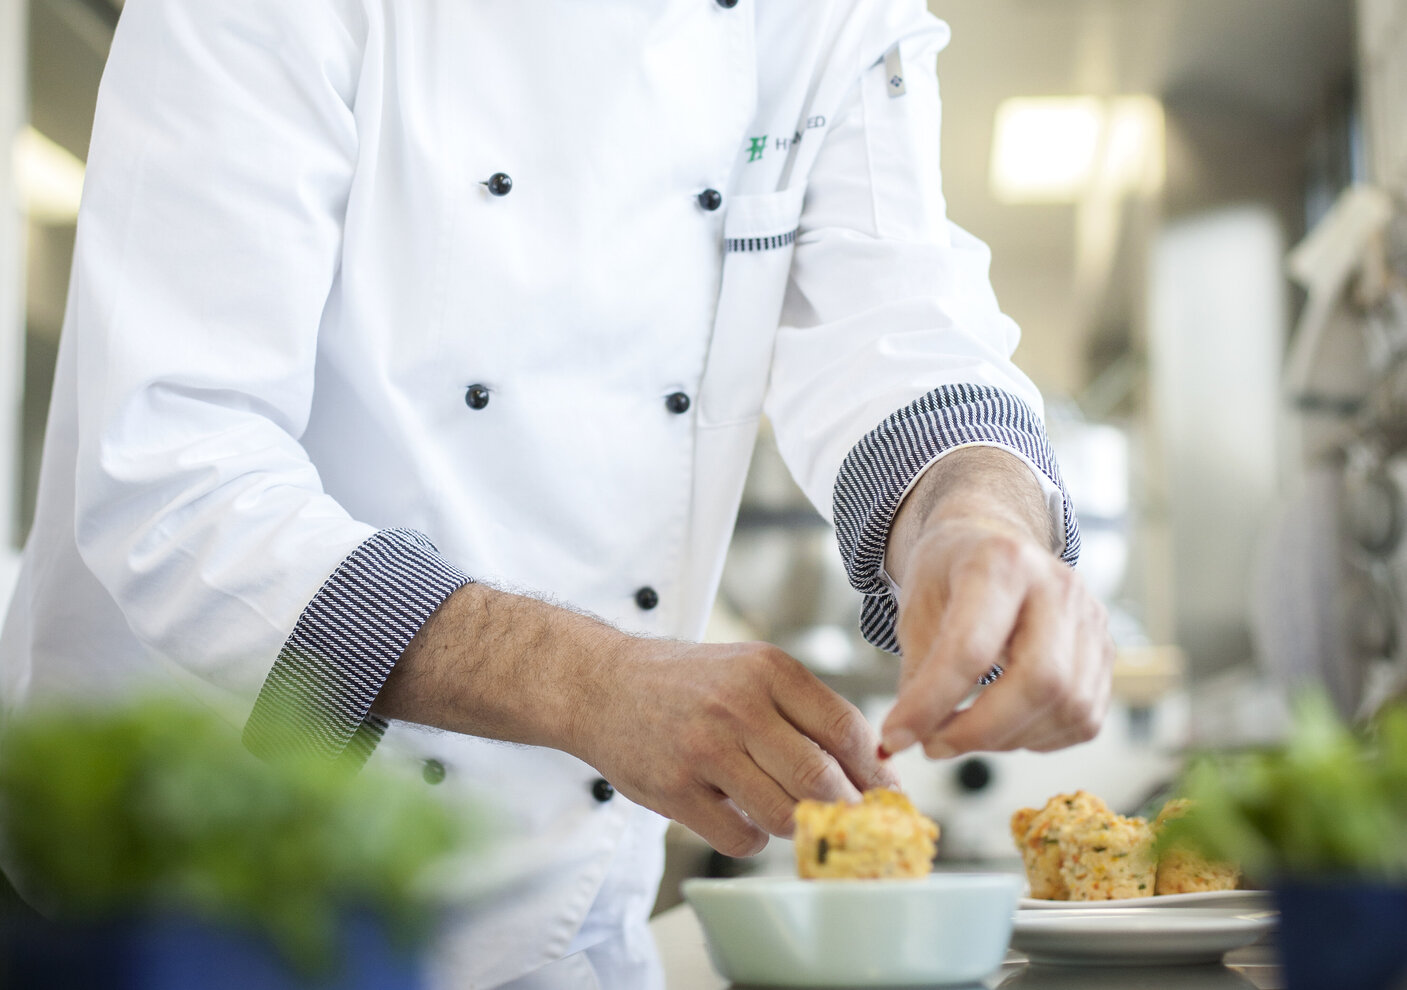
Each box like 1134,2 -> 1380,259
370,578 -> 895,857
885,446 -> 1058,587
371,582 -> 626,754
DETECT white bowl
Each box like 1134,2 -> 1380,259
682,873 -> 1021,987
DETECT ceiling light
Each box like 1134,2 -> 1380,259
13,126 -> 85,224
989,95 -> 1165,204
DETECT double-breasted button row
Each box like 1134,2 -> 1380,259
481,168 -> 718,215
428,759 -> 618,803
464,386 -> 693,416
426,761 -> 618,803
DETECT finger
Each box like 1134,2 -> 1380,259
883,563 -> 1030,754
710,741 -> 823,837
1028,599 -> 1114,750
673,789 -> 770,858
923,577 -> 1077,755
771,663 -> 895,793
923,683 -> 1042,757
1081,605 -> 1117,714
1023,673 -> 1109,752
893,577 -> 949,698
873,757 -> 902,791
746,716 -> 862,809
1044,616 -> 1116,749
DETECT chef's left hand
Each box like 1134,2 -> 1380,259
878,447 -> 1115,760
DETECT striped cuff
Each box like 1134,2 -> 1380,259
833,384 -> 1081,654
243,527 -> 471,765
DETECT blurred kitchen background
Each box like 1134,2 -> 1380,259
1,0 -> 1405,905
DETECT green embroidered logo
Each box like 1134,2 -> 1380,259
746,136 -> 767,163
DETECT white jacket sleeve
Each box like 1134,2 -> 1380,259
71,0 -> 466,760
763,11 -> 1079,653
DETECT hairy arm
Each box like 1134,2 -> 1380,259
885,446 -> 1058,581
374,584 -> 621,754
374,583 -> 896,856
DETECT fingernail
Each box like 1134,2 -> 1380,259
876,743 -> 891,761
925,740 -> 958,760
880,728 -> 916,757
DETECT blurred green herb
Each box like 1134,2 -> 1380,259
0,697 -> 483,974
1160,693 -> 1407,882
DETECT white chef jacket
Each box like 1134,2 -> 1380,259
0,0 -> 1078,986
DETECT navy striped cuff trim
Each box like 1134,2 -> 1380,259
832,384 -> 1081,655
243,527 -> 471,766
726,229 -> 798,253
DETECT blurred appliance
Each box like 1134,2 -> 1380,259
1266,183 -> 1407,717
1045,407 -> 1131,605
710,420 -> 876,675
1360,0 -> 1407,196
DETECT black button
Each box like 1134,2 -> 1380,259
635,586 -> 660,610
422,759 -> 447,785
716,0 -> 739,7
484,172 -> 513,197
592,778 -> 615,802
955,757 -> 993,793
465,384 -> 490,409
665,392 -> 691,414
697,188 -> 723,212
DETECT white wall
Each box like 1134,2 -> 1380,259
1148,207 -> 1286,675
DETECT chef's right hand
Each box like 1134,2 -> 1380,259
574,639 -> 899,857
374,583 -> 894,857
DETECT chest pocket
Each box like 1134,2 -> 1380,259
697,186 -> 807,427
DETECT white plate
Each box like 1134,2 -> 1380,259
1019,889 -> 1273,911
1011,907 -> 1277,967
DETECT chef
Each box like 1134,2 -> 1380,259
0,0 -> 1113,986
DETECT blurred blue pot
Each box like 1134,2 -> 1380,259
0,911 -> 425,990
1275,880 -> 1407,990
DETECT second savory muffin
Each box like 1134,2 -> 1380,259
1153,798 -> 1242,894
1057,811 -> 1157,900
1010,790 -> 1112,899
794,789 -> 939,879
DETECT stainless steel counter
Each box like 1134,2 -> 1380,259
649,904 -> 1284,990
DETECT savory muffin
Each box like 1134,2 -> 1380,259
1010,791 -> 1112,899
1013,792 -> 1241,900
1057,811 -> 1157,900
794,789 -> 939,879
1153,798 -> 1241,894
